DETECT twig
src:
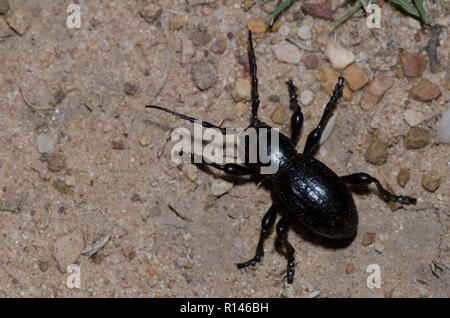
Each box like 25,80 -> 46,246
426,24 -> 442,73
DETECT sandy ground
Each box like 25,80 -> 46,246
0,0 -> 448,297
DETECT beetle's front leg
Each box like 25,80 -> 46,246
286,80 -> 304,146
276,216 -> 295,284
237,200 -> 279,269
341,173 -> 417,205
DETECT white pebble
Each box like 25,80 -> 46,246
297,25 -> 313,40
437,107 -> 450,144
404,109 -> 425,126
37,134 -> 54,153
300,90 -> 314,106
325,42 -> 355,70
211,179 -> 233,196
272,40 -> 302,64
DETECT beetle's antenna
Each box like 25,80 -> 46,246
145,105 -> 234,135
248,30 -> 260,123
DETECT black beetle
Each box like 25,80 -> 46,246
146,31 -> 417,283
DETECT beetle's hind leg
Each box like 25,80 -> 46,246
276,216 -> 295,284
286,80 -> 304,146
237,200 -> 279,269
341,173 -> 417,205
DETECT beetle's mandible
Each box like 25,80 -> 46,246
145,31 -> 417,284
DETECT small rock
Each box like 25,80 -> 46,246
37,134 -> 54,153
325,42 -> 355,70
192,28 -> 211,46
300,90 -> 314,106
168,14 -> 184,31
360,75 -> 393,110
374,244 -> 385,254
421,171 -> 441,192
91,252 -> 104,265
138,135 -> 152,147
53,230 -> 84,273
233,102 -> 248,117
53,180 -> 71,194
47,152 -> 66,172
124,82 -> 138,96
0,196 -> 24,213
297,25 -> 313,40
361,232 -> 376,246
241,0 -> 254,11
38,260 -> 48,272
301,1 -> 336,21
410,78 -> 442,102
131,193 -> 142,202
272,40 -> 302,64
64,175 -> 76,187
211,179 -> 233,196
365,138 -> 388,165
182,38 -> 195,64
437,107 -> 450,144
345,263 -> 354,275
0,0 -> 10,15
397,168 -> 410,187
403,109 -> 425,126
342,65 -> 369,91
63,57 -> 74,73
247,17 -> 266,34
304,54 -> 319,69
112,140 -> 125,150
6,7 -> 30,35
182,163 -> 198,182
321,66 -> 352,100
405,127 -> 429,149
139,4 -> 162,24
204,194 -> 217,211
191,61 -> 217,91
271,106 -> 285,124
237,53 -> 250,73
269,95 -> 280,103
399,52 -> 427,78
231,78 -> 251,102
210,38 -> 227,54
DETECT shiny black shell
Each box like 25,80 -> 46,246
271,153 -> 358,239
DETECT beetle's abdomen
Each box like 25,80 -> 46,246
272,153 -> 358,239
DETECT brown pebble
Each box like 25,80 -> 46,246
321,66 -> 352,100
342,65 -> 369,91
247,17 -> 266,34
271,106 -> 285,124
410,78 -> 442,102
238,53 -> 250,72
399,52 -> 427,78
226,31 -> 233,40
360,75 -> 393,110
345,263 -> 354,275
302,1 -> 336,21
422,171 -> 441,192
405,127 -> 429,149
53,180 -> 72,195
241,0 -> 254,11
47,152 -> 66,172
124,82 -> 138,96
304,54 -> 319,70
112,140 -> 125,150
365,138 -> 388,165
168,14 -> 184,31
397,168 -> 410,187
39,260 -> 49,272
361,232 -> 376,246
131,193 -> 142,202
92,252 -> 104,265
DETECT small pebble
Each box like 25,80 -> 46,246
0,0 -> 10,15
37,134 -> 54,153
301,1 -> 336,21
246,17 -> 266,34
168,14 -> 184,31
410,78 -> 442,102
300,90 -> 314,106
399,52 -> 427,78
192,27 -> 211,46
204,194 -> 217,211
271,106 -> 285,124
211,179 -> 233,196
91,252 -> 104,265
403,109 -> 425,126
374,244 -> 385,254
231,78 -> 251,102
269,95 -> 280,103
131,193 -> 142,202
345,263 -> 354,275
182,163 -> 198,182
272,40 -> 302,64
405,127 -> 429,149
210,38 -> 227,54
38,260 -> 48,272
53,230 -> 84,273
237,53 -> 250,72
112,140 -> 125,150
139,4 -> 162,24
191,61 -> 217,91
182,38 -> 195,64
241,0 -> 255,11
53,180 -> 71,194
233,102 -> 248,118
342,65 -> 369,91
304,54 -> 319,69
437,107 -> 450,144
6,7 -> 30,35
297,25 -> 313,40
361,232 -> 376,246
365,138 -> 388,165
397,168 -> 410,187
64,175 -> 76,187
360,75 -> 393,110
124,82 -> 138,96
138,135 -> 152,147
47,152 -> 66,172
421,171 -> 441,192
320,66 -> 352,100
325,42 -> 355,70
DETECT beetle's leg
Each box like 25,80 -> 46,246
237,199 -> 279,269
180,151 -> 256,175
303,77 -> 344,155
286,80 -> 304,146
248,31 -> 260,123
276,216 -> 295,284
340,173 -> 417,205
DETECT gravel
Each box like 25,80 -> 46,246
191,61 -> 217,90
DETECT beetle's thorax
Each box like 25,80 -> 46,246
242,120 -> 297,174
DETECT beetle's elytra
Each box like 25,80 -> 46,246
146,31 -> 417,283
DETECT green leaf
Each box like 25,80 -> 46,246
266,0 -> 296,26
412,0 -> 433,24
387,0 -> 421,18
